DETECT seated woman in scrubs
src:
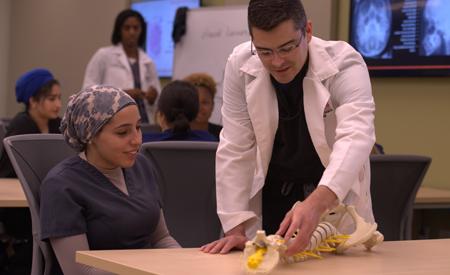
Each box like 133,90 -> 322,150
40,85 -> 179,275
143,80 -> 217,142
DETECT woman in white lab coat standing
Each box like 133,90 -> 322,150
83,9 -> 161,124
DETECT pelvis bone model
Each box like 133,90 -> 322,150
243,204 -> 384,274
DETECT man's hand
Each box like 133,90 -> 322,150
125,88 -> 145,100
276,186 -> 337,256
200,224 -> 247,254
145,86 -> 158,105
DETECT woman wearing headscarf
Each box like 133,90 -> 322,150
143,80 -> 217,142
40,85 -> 179,275
0,68 -> 62,178
82,9 -> 161,124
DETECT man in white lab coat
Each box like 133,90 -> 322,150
201,0 -> 376,256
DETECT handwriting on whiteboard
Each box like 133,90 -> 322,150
201,27 -> 249,40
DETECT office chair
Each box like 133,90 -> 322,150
0,117 -> 12,127
0,121 -> 6,154
140,123 -> 161,134
370,154 -> 431,241
140,141 -> 222,247
3,134 -> 76,275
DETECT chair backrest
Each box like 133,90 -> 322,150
0,121 -> 6,154
3,134 -> 76,275
140,141 -> 221,247
0,117 -> 12,125
140,123 -> 161,134
370,154 -> 431,241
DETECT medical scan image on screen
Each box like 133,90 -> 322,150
420,0 -> 450,56
132,0 -> 200,77
352,0 -> 392,58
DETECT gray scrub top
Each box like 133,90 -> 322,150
40,154 -> 161,250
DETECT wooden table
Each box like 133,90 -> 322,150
77,239 -> 450,275
414,186 -> 450,209
0,178 -> 27,207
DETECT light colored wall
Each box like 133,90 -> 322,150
338,0 -> 450,189
6,0 -> 128,117
0,0 -> 11,117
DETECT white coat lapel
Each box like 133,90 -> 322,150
115,44 -> 132,75
303,77 -> 331,166
303,37 -> 339,167
138,48 -> 153,89
241,56 -> 278,178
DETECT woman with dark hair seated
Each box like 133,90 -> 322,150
0,68 -> 61,274
183,73 -> 222,139
143,80 -> 217,142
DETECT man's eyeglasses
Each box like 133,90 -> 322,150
251,34 -> 303,60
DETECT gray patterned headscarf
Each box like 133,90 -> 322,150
61,85 -> 136,151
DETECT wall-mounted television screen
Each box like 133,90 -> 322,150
132,0 -> 201,77
349,0 -> 450,77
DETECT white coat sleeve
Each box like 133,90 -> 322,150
82,49 -> 105,89
318,51 -> 376,202
216,51 -> 258,234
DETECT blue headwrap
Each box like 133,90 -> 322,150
60,85 -> 136,152
15,68 -> 54,103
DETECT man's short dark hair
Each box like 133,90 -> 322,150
248,0 -> 307,37
111,9 -> 147,49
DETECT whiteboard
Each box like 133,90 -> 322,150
173,6 -> 249,124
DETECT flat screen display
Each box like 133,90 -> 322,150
132,0 -> 201,77
349,0 -> 450,76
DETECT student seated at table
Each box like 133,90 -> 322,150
183,73 -> 223,140
40,85 -> 180,275
143,80 -> 217,142
0,68 -> 61,275
0,68 -> 62,178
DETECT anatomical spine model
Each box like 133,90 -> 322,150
244,204 -> 384,274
